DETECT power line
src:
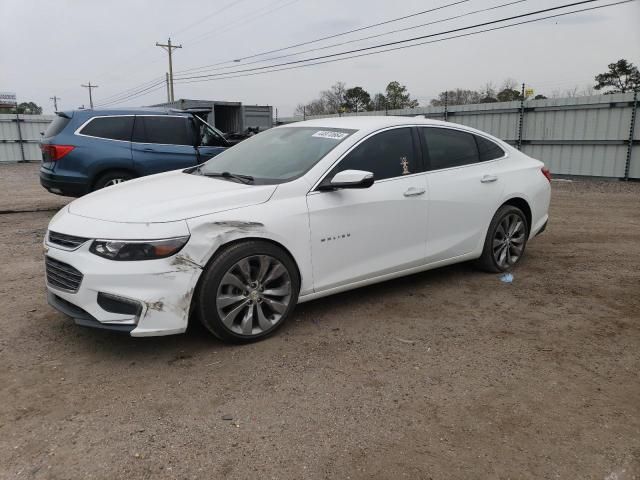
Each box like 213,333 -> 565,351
81,82 -> 99,109
95,79 -> 166,107
89,0 -> 297,105
175,0 -> 528,77
171,0 -> 249,38
174,0 -> 615,82
98,75 -> 166,104
174,0 -> 632,85
184,0 -> 301,48
175,0 -> 474,75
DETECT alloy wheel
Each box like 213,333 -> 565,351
215,255 -> 292,336
492,213 -> 526,269
104,178 -> 126,187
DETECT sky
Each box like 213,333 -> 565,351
1,0 -> 638,116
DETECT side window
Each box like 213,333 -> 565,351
79,116 -> 133,141
421,128 -> 479,170
132,116 -> 193,146
475,135 -> 505,161
327,127 -> 416,182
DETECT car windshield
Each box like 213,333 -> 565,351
197,127 -> 356,184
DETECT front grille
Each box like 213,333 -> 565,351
45,256 -> 83,293
48,231 -> 90,250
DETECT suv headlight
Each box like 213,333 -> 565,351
89,236 -> 189,261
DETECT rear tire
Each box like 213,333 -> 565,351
196,241 -> 300,344
93,170 -> 134,191
475,205 -> 529,273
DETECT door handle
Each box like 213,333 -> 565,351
142,147 -> 155,152
481,174 -> 498,183
403,187 -> 426,197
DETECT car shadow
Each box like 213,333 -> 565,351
58,260 -> 489,362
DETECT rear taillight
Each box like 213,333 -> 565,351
541,166 -> 552,183
41,144 -> 74,161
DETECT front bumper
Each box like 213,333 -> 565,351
45,240 -> 203,337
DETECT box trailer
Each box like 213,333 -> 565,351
150,99 -> 273,134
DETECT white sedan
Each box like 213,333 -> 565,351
44,117 -> 550,342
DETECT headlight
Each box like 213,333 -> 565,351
89,236 -> 189,261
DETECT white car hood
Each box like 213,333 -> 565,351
68,170 -> 277,223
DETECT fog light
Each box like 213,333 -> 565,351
97,292 -> 142,316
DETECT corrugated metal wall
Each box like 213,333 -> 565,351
281,92 -> 639,179
241,105 -> 273,131
0,114 -> 54,162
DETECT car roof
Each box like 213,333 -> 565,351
60,107 -> 190,118
287,116 -> 451,131
286,115 -> 511,144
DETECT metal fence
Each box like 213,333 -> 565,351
0,114 -> 54,163
2,93 -> 639,179
280,92 -> 640,179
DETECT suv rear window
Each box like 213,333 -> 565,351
79,116 -> 134,141
43,115 -> 71,138
132,116 -> 193,146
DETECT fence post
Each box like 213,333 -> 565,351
15,112 -> 26,162
517,83 -> 526,150
444,91 -> 448,122
624,89 -> 638,181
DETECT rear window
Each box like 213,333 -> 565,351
476,135 -> 505,161
79,116 -> 134,141
43,115 -> 71,138
422,127 -> 479,170
132,116 -> 193,146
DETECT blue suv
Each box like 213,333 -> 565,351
40,108 -> 230,197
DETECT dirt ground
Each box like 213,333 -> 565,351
0,163 -> 639,480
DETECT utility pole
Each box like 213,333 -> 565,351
165,73 -> 171,102
50,95 -> 60,112
156,38 -> 182,102
81,82 -> 98,109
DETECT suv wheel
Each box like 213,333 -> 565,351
93,170 -> 134,191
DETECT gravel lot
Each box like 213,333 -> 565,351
1,163 -> 639,479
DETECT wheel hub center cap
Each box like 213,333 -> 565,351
249,290 -> 260,301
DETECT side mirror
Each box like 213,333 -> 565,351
318,169 -> 374,191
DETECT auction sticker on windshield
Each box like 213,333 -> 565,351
312,131 -> 350,140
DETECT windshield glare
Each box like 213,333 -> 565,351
199,127 -> 356,183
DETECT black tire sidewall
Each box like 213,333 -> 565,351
93,171 -> 134,191
197,241 -> 300,343
481,205 -> 529,272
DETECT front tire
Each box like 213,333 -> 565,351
197,241 -> 300,343
476,205 -> 529,273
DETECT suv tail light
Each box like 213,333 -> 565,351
541,166 -> 552,183
41,144 -> 74,161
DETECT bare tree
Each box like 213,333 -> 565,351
562,86 -> 580,98
321,82 -> 347,114
480,82 -> 497,100
501,78 -> 519,92
581,85 -> 595,96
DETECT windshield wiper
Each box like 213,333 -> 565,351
201,171 -> 254,184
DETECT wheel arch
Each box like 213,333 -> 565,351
188,235 -> 303,322
500,196 -> 532,233
90,167 -> 139,190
